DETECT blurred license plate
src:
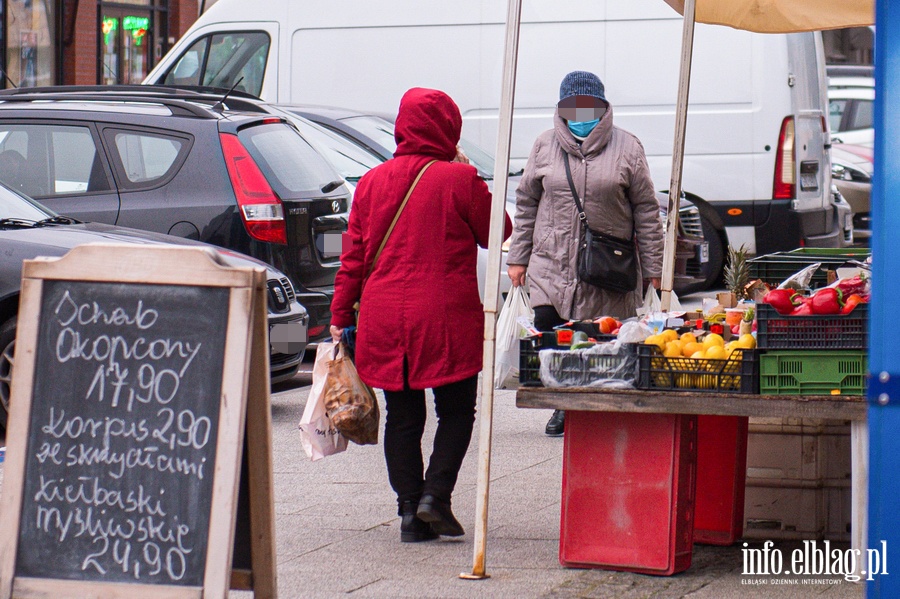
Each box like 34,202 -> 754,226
316,232 -> 344,258
697,242 -> 709,264
270,322 -> 307,355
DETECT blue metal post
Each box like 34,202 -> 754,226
868,2 -> 900,597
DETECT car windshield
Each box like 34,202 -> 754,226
0,183 -> 53,220
290,117 -> 382,182
340,115 -> 397,154
237,122 -> 344,197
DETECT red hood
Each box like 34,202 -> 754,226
394,88 -> 460,161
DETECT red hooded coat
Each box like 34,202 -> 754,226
330,88 -> 511,391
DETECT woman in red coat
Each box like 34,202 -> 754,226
330,87 -> 511,542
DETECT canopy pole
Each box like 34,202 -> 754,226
661,0 -> 696,312
460,0 -> 522,582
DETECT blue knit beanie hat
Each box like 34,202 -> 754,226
559,71 -> 606,102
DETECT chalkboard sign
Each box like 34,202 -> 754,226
17,280 -> 229,585
0,245 -> 277,599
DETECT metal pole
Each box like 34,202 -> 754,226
460,0 -> 522,581
660,0 -> 696,312
867,0 -> 898,596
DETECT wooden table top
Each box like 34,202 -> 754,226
516,386 -> 867,421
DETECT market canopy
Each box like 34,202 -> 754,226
663,0 -> 874,33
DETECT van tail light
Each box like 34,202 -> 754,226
220,133 -> 287,245
773,116 -> 796,200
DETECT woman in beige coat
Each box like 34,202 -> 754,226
506,70 -> 664,435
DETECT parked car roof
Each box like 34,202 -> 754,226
0,85 -> 348,344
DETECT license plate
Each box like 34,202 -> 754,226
697,242 -> 709,264
270,321 -> 307,355
316,232 -> 344,258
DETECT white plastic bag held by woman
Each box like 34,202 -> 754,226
494,286 -> 534,389
298,342 -> 348,461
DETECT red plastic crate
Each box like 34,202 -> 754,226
694,415 -> 749,545
560,411 -> 697,575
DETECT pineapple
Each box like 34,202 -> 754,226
724,244 -> 750,300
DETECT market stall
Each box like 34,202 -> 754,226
469,0 -> 880,583
506,253 -> 871,573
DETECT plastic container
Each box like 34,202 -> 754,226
759,351 -> 867,396
755,302 -> 868,350
518,332 -> 628,387
560,410 -> 697,574
747,248 -> 870,289
694,416 -> 749,545
635,345 -> 760,394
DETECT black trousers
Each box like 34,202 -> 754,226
533,304 -> 566,331
383,373 -> 478,515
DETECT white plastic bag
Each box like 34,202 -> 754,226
494,286 -> 534,389
637,286 -> 682,317
298,342 -> 348,461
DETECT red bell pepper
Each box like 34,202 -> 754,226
841,294 -> 864,314
836,274 -> 869,297
810,287 -> 844,315
762,289 -> 800,315
791,299 -> 814,316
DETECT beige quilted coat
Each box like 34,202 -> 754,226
506,105 -> 664,320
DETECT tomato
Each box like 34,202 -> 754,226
597,316 -> 618,334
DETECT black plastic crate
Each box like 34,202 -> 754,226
747,248 -> 869,289
635,344 -> 760,394
518,332 -> 633,387
756,302 -> 868,350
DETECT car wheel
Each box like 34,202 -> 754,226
0,316 -> 15,430
700,216 -> 725,290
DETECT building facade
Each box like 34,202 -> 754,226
2,0 -> 198,89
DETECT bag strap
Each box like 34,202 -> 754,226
562,151 -> 632,242
368,159 -> 437,278
562,152 -> 591,228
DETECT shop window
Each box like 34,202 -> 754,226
102,11 -> 152,84
162,32 -> 269,97
5,0 -> 56,88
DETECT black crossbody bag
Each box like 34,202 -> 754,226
563,152 -> 638,294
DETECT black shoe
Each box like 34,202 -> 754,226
545,410 -> 565,436
400,501 -> 438,543
416,494 -> 465,537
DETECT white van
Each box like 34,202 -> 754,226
145,0 -> 852,278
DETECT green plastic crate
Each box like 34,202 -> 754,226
759,351 -> 867,396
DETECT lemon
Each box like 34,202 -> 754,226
664,343 -> 684,358
691,350 -> 707,360
661,329 -> 679,342
680,332 -> 697,344
644,335 -> 666,351
737,333 -> 757,349
705,345 -> 727,360
703,333 -> 725,348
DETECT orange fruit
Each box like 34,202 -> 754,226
682,341 -> 703,358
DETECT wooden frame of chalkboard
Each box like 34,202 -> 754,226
0,244 -> 276,599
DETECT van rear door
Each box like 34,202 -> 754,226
787,33 -> 831,215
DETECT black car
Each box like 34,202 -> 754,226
0,184 -> 309,430
0,85 -> 350,344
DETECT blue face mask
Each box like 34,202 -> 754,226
568,118 -> 600,137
